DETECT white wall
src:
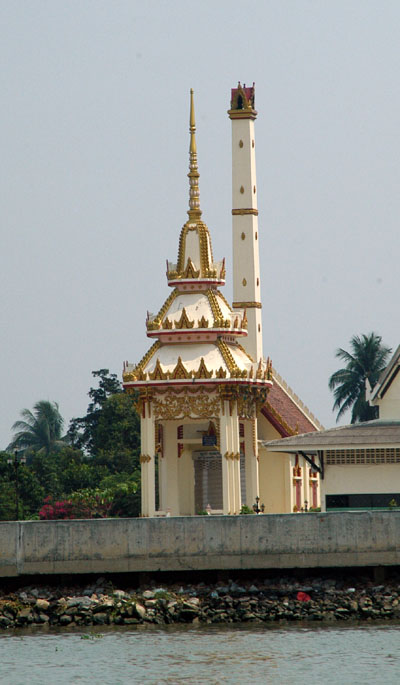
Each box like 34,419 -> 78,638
376,373 -> 400,419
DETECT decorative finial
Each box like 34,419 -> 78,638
188,89 -> 201,220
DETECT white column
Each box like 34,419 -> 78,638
140,413 -> 148,516
220,402 -> 231,515
158,422 -> 167,513
303,458 -> 310,510
158,450 -> 166,512
230,102 -> 263,363
140,401 -> 155,517
245,418 -> 259,508
231,402 -> 241,514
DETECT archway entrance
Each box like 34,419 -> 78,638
193,450 -> 246,514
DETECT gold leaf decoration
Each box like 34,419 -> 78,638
183,257 -> 200,279
146,290 -> 179,330
152,389 -> 220,420
123,340 -> 162,382
149,359 -> 168,381
194,357 -> 213,379
170,356 -> 192,380
174,307 -> 195,330
198,315 -> 209,328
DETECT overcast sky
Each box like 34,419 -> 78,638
1,1 -> 399,448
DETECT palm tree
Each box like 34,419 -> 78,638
329,333 -> 392,423
9,400 -> 65,456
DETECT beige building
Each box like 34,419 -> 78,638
265,420 -> 400,512
369,345 -> 400,420
123,84 -> 321,516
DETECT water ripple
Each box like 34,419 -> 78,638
0,623 -> 399,684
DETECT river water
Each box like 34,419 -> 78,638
1,623 -> 400,684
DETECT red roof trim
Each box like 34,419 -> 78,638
261,405 -> 290,438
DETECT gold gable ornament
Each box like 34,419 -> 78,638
183,257 -> 200,279
194,357 -> 213,379
163,317 -> 173,330
149,359 -> 168,381
171,356 -> 192,380
174,307 -> 195,329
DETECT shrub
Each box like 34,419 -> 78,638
240,504 -> 255,515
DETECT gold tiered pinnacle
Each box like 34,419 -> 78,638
188,89 -> 201,220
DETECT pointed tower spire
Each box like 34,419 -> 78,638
188,89 -> 201,220
166,89 -> 225,285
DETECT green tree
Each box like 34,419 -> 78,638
4,371 -> 142,520
68,369 -> 128,454
66,369 -> 141,515
8,400 -> 65,457
329,333 -> 392,423
0,452 -> 44,520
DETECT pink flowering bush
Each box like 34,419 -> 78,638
39,492 -> 112,520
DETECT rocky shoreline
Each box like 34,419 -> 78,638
1,575 -> 400,630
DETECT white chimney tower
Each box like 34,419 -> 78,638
228,83 -> 263,363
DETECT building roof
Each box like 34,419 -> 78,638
261,369 -> 323,437
123,90 -> 272,391
370,344 -> 400,403
262,419 -> 400,452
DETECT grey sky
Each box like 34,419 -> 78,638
1,1 -> 399,447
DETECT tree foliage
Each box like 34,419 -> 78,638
67,369 -> 124,454
3,370 -> 142,520
329,333 -> 392,423
8,400 -> 65,457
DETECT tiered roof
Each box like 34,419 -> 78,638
123,90 -> 272,391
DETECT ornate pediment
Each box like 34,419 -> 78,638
149,359 -> 168,381
162,317 -> 173,330
183,257 -> 200,279
170,356 -> 192,379
174,307 -> 195,329
194,357 -> 213,379
152,387 -> 220,420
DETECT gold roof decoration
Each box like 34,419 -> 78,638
174,307 -> 195,330
170,356 -> 192,380
166,91 -> 223,284
256,360 -> 264,380
230,82 -> 255,111
194,357 -> 213,379
228,82 -> 257,120
182,257 -> 200,279
188,88 -> 201,222
122,340 -> 161,382
149,359 -> 168,381
123,338 -> 273,389
146,290 -> 179,331
162,317 -> 173,330
146,287 -> 246,337
122,89 -> 273,398
207,289 -> 225,327
217,339 -> 240,377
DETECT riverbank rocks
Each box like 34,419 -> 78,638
1,575 -> 400,630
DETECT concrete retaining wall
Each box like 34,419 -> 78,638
1,512 -> 400,578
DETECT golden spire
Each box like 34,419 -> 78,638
188,89 -> 201,220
